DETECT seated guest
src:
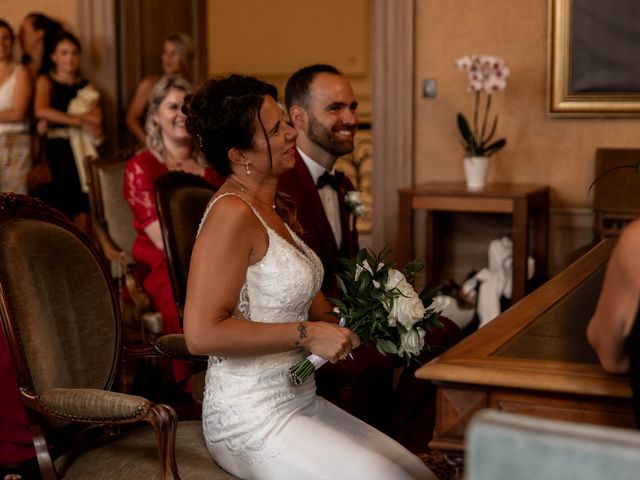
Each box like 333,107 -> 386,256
587,218 -> 640,373
587,218 -> 640,423
0,19 -> 32,195
126,33 -> 194,145
124,75 -> 224,389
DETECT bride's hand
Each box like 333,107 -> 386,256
303,321 -> 356,364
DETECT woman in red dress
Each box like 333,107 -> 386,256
124,75 -> 224,388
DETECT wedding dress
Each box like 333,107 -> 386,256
199,193 -> 434,480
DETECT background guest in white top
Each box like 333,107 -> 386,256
0,19 -> 32,194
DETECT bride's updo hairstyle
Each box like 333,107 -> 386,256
184,74 -> 278,176
184,74 -> 301,232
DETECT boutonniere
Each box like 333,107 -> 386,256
345,191 -> 365,218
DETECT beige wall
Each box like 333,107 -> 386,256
206,0 -> 371,121
414,0 -> 640,210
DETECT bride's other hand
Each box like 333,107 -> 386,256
304,290 -> 360,360
303,321 -> 355,364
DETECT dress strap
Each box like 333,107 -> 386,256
197,192 -> 270,236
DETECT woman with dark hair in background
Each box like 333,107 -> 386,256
124,75 -> 224,391
18,12 -> 62,79
126,32 -> 194,144
33,30 -> 102,236
183,74 -> 434,479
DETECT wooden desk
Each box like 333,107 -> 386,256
416,239 -> 634,455
397,182 -> 550,302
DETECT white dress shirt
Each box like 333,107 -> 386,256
297,147 -> 341,247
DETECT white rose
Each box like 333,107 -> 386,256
385,269 -> 426,328
398,327 -> 426,356
346,191 -> 361,204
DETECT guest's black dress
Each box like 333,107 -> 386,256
33,77 -> 90,219
624,308 -> 640,426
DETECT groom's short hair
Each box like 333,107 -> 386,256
285,64 -> 342,113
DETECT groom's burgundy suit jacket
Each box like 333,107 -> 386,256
278,148 -> 464,435
278,149 -> 358,299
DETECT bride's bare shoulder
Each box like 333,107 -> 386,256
200,193 -> 260,234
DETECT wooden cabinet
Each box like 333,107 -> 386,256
397,182 -> 550,303
416,239 -> 634,455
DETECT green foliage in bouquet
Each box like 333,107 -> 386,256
328,247 -> 443,366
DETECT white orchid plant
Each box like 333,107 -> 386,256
289,247 -> 442,385
455,54 -> 510,157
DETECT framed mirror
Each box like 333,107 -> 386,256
548,0 -> 640,117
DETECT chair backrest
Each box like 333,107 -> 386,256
0,193 -> 121,395
87,146 -> 140,253
593,148 -> 640,240
155,171 -> 217,319
466,409 -> 640,480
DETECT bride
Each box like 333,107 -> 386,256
182,74 -> 435,480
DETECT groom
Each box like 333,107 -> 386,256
280,64 -> 465,447
279,64 -> 395,429
280,64 -> 359,298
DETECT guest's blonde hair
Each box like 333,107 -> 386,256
145,75 -> 203,165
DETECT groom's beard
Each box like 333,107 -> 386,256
306,114 -> 356,158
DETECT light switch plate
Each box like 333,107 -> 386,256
423,79 -> 437,98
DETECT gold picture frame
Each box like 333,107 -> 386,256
548,0 -> 640,117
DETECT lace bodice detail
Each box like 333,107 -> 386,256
200,193 -> 324,463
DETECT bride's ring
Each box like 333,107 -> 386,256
338,353 -> 347,361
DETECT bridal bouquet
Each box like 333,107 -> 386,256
289,248 -> 442,385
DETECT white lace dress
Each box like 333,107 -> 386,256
200,193 -> 434,480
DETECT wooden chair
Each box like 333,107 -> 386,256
0,193 -> 237,479
593,148 -> 640,241
154,171 -> 217,321
154,172 -> 217,403
466,409 -> 640,480
86,148 -> 162,337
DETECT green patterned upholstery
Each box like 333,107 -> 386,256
0,220 -> 117,393
39,389 -> 150,422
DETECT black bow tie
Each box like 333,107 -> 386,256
317,171 -> 344,190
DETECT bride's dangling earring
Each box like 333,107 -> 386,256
245,162 -> 251,176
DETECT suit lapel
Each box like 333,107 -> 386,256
291,152 -> 340,258
337,174 -> 359,258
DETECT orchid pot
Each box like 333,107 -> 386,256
463,156 -> 490,191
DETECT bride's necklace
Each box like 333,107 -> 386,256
229,177 -> 276,210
